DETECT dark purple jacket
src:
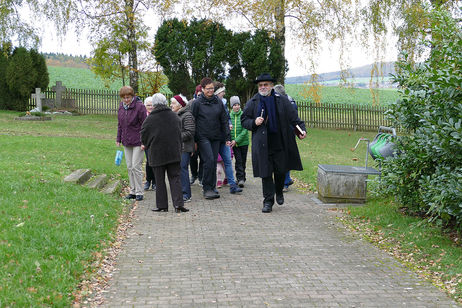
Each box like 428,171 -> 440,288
117,97 -> 147,147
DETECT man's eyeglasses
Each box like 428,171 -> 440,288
203,87 -> 214,91
258,82 -> 272,88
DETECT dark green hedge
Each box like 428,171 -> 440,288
381,9 -> 462,230
0,44 -> 49,111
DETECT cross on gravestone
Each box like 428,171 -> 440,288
31,88 -> 45,112
52,81 -> 67,108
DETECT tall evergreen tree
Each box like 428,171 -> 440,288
0,43 -> 13,110
6,47 -> 36,111
186,19 -> 233,85
154,18 -> 193,97
154,19 -> 287,100
0,47 -> 49,111
30,49 -> 49,90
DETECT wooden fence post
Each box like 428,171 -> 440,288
353,104 -> 357,131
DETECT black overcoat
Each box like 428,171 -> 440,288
177,104 -> 195,153
141,105 -> 182,167
241,91 -> 306,178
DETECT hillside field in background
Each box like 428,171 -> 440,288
47,65 -> 399,105
285,84 -> 399,106
48,66 -> 123,91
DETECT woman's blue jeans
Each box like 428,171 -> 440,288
180,152 -> 191,198
218,143 -> 236,185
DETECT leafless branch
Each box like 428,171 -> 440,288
284,14 -> 304,24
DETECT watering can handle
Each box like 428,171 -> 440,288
378,126 -> 396,136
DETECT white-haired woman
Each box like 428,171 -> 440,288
171,94 -> 195,202
143,96 -> 156,190
141,93 -> 189,213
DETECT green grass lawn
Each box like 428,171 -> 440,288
343,196 -> 462,302
0,111 -> 127,306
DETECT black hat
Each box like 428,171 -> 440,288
254,73 -> 276,84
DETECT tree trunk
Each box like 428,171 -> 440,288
274,0 -> 286,85
126,0 -> 138,93
119,51 -> 126,86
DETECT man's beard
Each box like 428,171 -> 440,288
258,89 -> 271,96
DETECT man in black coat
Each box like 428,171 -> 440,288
241,73 -> 306,213
141,93 -> 189,213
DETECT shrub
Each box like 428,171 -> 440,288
381,9 -> 462,229
0,46 -> 49,111
5,47 -> 36,111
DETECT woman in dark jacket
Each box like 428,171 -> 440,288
141,93 -> 189,213
116,86 -> 147,201
190,77 -> 231,200
171,94 -> 195,202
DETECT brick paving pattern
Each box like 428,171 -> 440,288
100,172 -> 459,307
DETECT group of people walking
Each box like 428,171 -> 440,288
116,73 -> 306,214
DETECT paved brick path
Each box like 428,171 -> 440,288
99,173 -> 459,307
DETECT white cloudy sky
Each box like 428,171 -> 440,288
37,12 -> 398,77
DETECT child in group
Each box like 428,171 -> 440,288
216,147 -> 233,188
216,153 -> 225,188
229,96 -> 249,187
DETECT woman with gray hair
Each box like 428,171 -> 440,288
141,93 -> 189,213
143,96 -> 156,191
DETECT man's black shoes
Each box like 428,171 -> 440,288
276,194 -> 284,205
204,190 -> 220,199
262,203 -> 273,213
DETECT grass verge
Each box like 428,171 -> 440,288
292,128 -> 379,191
0,111 -> 126,306
340,196 -> 462,302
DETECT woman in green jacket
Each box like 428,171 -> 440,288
229,96 -> 249,187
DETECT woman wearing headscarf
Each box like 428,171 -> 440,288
171,94 -> 195,203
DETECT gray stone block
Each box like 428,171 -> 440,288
102,180 -> 121,195
86,174 -> 108,189
15,115 -> 52,121
64,169 -> 92,185
317,164 -> 376,203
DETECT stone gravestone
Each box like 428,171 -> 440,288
31,88 -> 45,112
52,81 -> 67,109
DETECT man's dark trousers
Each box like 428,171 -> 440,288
233,145 -> 248,182
261,150 -> 285,205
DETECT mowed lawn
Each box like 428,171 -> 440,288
0,111 -> 127,306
